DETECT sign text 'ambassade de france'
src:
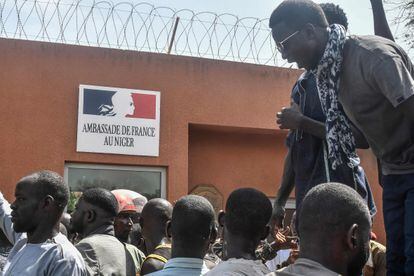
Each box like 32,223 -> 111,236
77,85 -> 160,156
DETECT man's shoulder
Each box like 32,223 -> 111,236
75,233 -> 127,258
22,235 -> 86,275
124,243 -> 145,258
77,233 -> 120,247
344,35 -> 410,63
53,233 -> 81,254
273,258 -> 340,276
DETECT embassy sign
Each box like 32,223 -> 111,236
77,85 -> 160,156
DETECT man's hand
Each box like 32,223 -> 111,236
270,204 -> 285,238
271,227 -> 297,251
276,102 -> 303,130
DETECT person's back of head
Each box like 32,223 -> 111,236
170,195 -> 217,259
129,223 -> 146,253
82,188 -> 119,217
70,188 -> 119,237
140,198 -> 173,243
224,188 -> 272,244
298,183 -> 371,275
320,3 -> 349,30
269,0 -> 328,29
139,199 -> 173,275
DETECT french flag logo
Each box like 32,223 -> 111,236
83,89 -> 156,119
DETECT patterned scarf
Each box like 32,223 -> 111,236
310,24 -> 360,170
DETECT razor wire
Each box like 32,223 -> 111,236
0,0 -> 290,66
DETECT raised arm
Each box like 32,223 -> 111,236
0,193 -> 24,244
370,0 -> 395,41
270,149 -> 295,232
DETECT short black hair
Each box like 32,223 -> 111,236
82,188 -> 119,217
25,170 -> 69,212
171,195 -> 215,246
225,188 -> 272,239
320,3 -> 349,30
299,183 -> 371,244
269,0 -> 328,29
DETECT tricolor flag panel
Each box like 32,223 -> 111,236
77,85 -> 160,157
83,89 -> 156,119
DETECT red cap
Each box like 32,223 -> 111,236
112,191 -> 138,213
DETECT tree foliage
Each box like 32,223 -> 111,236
388,0 -> 414,48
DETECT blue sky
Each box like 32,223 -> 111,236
2,0 -> 408,64
123,0 -> 384,35
122,0 -> 407,48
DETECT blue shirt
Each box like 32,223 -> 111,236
148,257 -> 209,276
286,72 -> 376,216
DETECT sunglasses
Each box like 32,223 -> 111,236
276,30 -> 299,53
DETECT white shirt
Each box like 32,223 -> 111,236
0,193 -> 86,276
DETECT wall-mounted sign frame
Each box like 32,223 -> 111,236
77,84 -> 160,156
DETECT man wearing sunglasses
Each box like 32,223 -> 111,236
269,1 -> 414,275
269,0 -> 376,238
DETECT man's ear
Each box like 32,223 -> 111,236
261,225 -> 271,240
166,220 -> 172,238
40,195 -> 55,210
218,211 -> 225,227
347,223 -> 359,249
86,209 -> 96,223
302,23 -> 318,40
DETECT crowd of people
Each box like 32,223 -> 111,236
0,170 -> 381,276
0,0 -> 413,275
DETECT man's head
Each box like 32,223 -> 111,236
11,170 -> 69,233
298,183 -> 371,275
168,195 -> 217,259
70,188 -> 118,237
139,198 -> 173,245
269,0 -> 329,69
320,3 -> 348,31
114,211 -> 135,243
112,191 -> 139,242
220,188 -> 272,245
